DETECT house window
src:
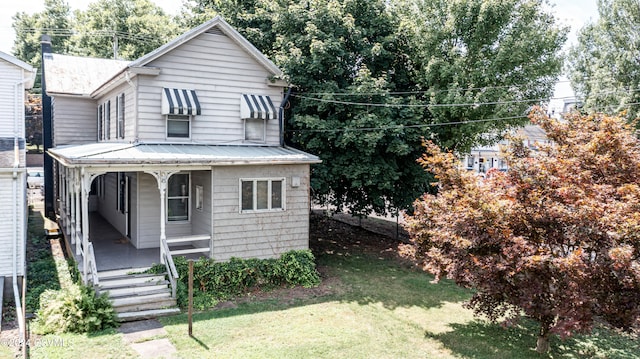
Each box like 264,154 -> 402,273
466,156 -> 474,169
168,173 -> 189,221
105,100 -> 111,140
240,178 -> 285,212
244,118 -> 265,142
167,115 -> 190,138
97,104 -> 103,140
116,93 -> 125,139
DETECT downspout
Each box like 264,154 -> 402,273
279,87 -> 293,147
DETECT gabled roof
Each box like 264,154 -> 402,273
49,143 -> 321,166
0,51 -> 36,89
45,16 -> 284,97
43,54 -> 129,96
0,51 -> 34,73
129,16 -> 282,77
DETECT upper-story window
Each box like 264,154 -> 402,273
116,93 -> 125,139
97,101 -> 110,141
240,94 -> 277,143
167,115 -> 191,138
161,88 -> 201,140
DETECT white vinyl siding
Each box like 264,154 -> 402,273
211,165 -> 310,261
51,97 -> 98,146
0,172 -> 26,276
136,30 -> 282,145
0,61 -> 25,137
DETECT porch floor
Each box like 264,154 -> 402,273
82,213 -> 207,272
89,213 -> 160,271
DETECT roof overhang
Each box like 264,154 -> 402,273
48,143 -> 321,168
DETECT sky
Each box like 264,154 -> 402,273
0,0 -> 600,97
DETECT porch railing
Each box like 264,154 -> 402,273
161,238 -> 179,298
87,242 -> 99,287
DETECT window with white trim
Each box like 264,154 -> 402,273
167,115 -> 191,138
116,93 -> 125,139
240,178 -> 285,212
97,104 -> 103,140
105,100 -> 111,139
244,118 -> 266,142
168,173 -> 190,221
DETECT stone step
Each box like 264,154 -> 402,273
99,274 -> 167,289
117,308 -> 181,322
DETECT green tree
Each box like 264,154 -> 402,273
567,0 -> 640,118
12,0 -> 74,89
25,94 -> 43,152
176,0 -> 568,216
405,108 -> 640,353
72,0 -> 180,60
398,0 -> 567,151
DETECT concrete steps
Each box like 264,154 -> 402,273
96,267 -> 180,322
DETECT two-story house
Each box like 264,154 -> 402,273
0,51 -> 35,333
42,17 -> 320,319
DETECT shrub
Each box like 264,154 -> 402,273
154,250 -> 321,309
34,284 -> 117,334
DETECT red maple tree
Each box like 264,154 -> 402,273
405,107 -> 640,353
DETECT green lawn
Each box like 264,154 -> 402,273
27,232 -> 639,358
158,253 -> 639,359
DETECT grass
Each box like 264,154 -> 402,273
156,252 -> 640,358
27,329 -> 137,358
24,212 -> 639,358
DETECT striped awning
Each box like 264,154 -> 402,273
240,94 -> 277,120
162,88 -> 201,115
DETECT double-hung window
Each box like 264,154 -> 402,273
105,100 -> 111,140
167,173 -> 189,221
116,93 -> 125,139
167,115 -> 191,138
240,178 -> 285,212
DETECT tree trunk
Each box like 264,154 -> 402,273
535,321 -> 551,354
535,334 -> 550,353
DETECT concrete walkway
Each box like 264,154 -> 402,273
119,319 -> 177,358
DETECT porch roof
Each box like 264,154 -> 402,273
48,143 -> 321,167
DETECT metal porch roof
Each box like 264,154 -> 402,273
48,143 -> 321,167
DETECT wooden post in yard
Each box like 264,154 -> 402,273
188,259 -> 194,337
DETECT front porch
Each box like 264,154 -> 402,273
68,213 -> 208,273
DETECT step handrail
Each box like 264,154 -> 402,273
87,242 -> 99,287
161,237 -> 179,298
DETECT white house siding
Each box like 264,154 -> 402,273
191,170 -> 212,248
0,172 -> 25,276
136,31 -> 282,145
135,172 -> 192,249
95,83 -> 136,142
51,97 -> 98,145
0,61 -> 24,137
211,164 -> 310,261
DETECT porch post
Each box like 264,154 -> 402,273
80,168 -> 91,284
159,174 -> 168,264
146,170 -> 178,265
74,169 -> 82,255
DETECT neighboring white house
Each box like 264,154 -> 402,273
42,17 -> 320,316
0,50 -> 35,335
463,125 -> 550,175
